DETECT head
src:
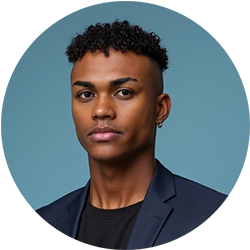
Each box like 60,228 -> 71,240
66,20 -> 171,163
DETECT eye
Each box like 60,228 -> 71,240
116,89 -> 132,97
78,91 -> 94,99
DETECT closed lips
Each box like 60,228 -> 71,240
88,126 -> 121,135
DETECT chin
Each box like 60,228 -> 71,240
88,148 -> 129,164
89,154 -> 123,164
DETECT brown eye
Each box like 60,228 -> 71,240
121,89 -> 130,95
79,91 -> 94,99
116,89 -> 131,97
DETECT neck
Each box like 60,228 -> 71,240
88,150 -> 156,209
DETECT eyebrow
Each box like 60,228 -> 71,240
110,77 -> 138,85
72,81 -> 94,88
72,77 -> 138,88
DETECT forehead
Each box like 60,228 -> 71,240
71,49 -> 161,84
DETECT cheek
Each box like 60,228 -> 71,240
72,104 -> 89,139
72,113 -> 90,151
136,95 -> 157,123
121,98 -> 156,135
72,102 -> 88,123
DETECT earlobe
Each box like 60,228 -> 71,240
156,93 -> 171,126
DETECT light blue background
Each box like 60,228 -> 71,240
1,2 -> 249,210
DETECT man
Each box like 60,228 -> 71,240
37,20 -> 226,249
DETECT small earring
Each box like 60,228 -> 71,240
158,122 -> 163,128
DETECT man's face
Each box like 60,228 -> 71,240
71,49 -> 164,163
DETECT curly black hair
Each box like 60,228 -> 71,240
66,20 -> 168,71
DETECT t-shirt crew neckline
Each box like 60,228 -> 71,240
85,199 -> 143,217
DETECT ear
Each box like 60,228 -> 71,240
155,93 -> 171,125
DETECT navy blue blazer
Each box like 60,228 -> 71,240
37,161 -> 227,248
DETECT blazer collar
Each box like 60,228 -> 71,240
147,160 -> 176,201
126,160 -> 176,249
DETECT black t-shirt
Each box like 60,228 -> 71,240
76,199 -> 142,249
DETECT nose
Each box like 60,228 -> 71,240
91,96 -> 116,120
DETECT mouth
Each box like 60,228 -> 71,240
88,126 -> 122,142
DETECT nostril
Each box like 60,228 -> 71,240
91,105 -> 116,120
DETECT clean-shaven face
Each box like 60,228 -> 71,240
71,49 -> 163,163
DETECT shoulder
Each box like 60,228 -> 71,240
173,174 -> 227,197
36,187 -> 85,217
150,161 -> 227,217
35,182 -> 90,230
152,163 -> 228,244
169,173 -> 227,218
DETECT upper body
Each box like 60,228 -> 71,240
37,20 -> 227,249
37,160 -> 227,249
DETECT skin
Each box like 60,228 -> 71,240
71,49 -> 171,209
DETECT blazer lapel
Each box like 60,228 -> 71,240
126,161 -> 176,249
126,193 -> 172,249
56,181 -> 90,238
